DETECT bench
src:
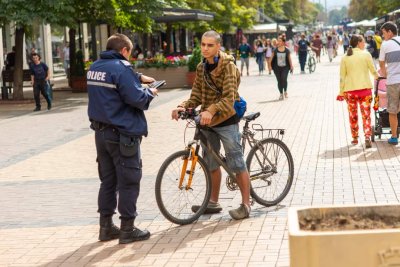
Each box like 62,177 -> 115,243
1,69 -> 32,100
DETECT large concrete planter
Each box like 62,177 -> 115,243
288,204 -> 400,267
137,67 -> 189,89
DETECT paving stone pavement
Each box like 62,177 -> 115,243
1,52 -> 400,267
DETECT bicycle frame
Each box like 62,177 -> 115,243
180,119 -> 277,188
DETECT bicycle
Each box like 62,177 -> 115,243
155,109 -> 294,225
307,49 -> 316,73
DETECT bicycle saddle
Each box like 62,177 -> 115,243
243,112 -> 260,121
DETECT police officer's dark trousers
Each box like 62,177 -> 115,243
94,125 -> 142,220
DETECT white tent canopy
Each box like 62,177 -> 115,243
349,19 -> 376,27
243,23 -> 287,34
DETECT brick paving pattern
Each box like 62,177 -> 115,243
1,52 -> 399,266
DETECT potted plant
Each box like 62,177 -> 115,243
133,54 -> 189,89
70,50 -> 87,92
186,41 -> 202,87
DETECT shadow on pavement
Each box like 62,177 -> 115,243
320,144 -> 400,161
39,220 -> 241,266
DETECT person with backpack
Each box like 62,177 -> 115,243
30,53 -> 52,112
171,30 -> 252,220
297,33 -> 310,74
379,22 -> 400,145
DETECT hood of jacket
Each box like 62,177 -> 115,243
210,51 -> 236,76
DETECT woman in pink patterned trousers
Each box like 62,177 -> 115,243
337,34 -> 379,148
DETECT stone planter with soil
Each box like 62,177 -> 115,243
288,204 -> 400,267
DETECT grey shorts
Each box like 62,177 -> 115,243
240,57 -> 249,69
386,83 -> 400,114
200,124 -> 247,174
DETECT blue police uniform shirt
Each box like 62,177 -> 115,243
87,50 -> 155,137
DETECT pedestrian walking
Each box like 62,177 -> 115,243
374,31 -> 383,56
297,33 -> 309,74
62,42 -> 70,75
366,35 -> 378,59
337,34 -> 378,148
321,33 -> 327,55
255,40 -> 265,75
87,33 -> 158,244
378,22 -> 400,145
171,30 -> 252,220
271,36 -> 294,100
343,33 -> 350,54
30,53 -> 52,112
311,34 -> 323,63
264,38 -> 273,75
327,35 -> 334,62
238,37 -> 251,76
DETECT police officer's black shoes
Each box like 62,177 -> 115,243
98,215 -> 120,241
119,218 -> 150,244
33,107 -> 41,112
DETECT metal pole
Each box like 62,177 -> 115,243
325,0 -> 328,23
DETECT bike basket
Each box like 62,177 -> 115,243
251,124 -> 285,140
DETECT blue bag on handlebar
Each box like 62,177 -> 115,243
234,96 -> 247,119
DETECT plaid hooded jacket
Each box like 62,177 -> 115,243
179,51 -> 240,126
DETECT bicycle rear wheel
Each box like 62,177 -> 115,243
246,138 -> 294,207
155,150 -> 211,225
308,57 -> 316,73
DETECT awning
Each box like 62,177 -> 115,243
243,23 -> 287,34
153,8 -> 215,23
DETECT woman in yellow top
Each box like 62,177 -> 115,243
337,34 -> 378,148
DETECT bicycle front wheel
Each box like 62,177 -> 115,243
155,150 -> 211,225
246,138 -> 294,207
308,57 -> 316,73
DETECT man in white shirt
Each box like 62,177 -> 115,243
62,42 -> 70,75
379,22 -> 400,145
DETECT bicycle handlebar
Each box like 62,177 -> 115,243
178,109 -> 200,123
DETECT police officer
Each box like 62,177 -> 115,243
87,33 -> 158,244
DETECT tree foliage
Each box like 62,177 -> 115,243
185,0 -> 258,32
348,0 -> 398,21
328,6 -> 348,25
260,0 -> 319,25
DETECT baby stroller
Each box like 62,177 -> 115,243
371,77 -> 400,141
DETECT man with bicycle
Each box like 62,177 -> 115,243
171,30 -> 251,220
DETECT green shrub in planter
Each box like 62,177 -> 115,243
187,42 -> 202,72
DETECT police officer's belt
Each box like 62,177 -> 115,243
90,120 -> 113,131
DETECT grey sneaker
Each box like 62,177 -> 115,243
229,204 -> 250,220
279,94 -> 284,100
191,201 -> 222,214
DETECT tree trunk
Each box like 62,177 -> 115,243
165,23 -> 172,56
90,23 -> 97,61
12,26 -> 25,100
68,28 -> 76,87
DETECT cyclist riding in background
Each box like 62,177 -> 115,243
171,30 -> 251,220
